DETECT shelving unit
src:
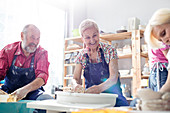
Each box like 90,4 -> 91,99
63,30 -> 148,98
64,37 -> 84,88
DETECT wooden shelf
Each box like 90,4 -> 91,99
120,75 -> 132,79
100,32 -> 132,41
141,52 -> 148,58
120,75 -> 149,79
118,53 -> 132,59
65,32 -> 132,43
142,75 -> 149,79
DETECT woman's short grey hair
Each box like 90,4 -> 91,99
79,19 -> 99,37
144,8 -> 170,48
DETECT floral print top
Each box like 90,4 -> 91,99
75,42 -> 118,69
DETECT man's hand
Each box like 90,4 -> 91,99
85,85 -> 101,94
11,87 -> 29,101
10,78 -> 44,100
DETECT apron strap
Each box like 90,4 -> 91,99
156,62 -> 160,91
30,55 -> 35,69
12,55 -> 17,65
84,53 -> 89,69
99,48 -> 106,66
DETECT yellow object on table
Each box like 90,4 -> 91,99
72,108 -> 130,113
7,94 -> 17,102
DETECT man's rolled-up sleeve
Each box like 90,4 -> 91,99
35,51 -> 50,85
0,48 -> 9,80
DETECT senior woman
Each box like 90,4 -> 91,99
145,8 -> 170,93
72,19 -> 128,107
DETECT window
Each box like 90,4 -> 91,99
0,0 -> 66,94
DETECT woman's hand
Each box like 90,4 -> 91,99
71,79 -> 85,93
85,85 -> 101,94
72,84 -> 85,93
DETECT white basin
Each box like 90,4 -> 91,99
55,91 -> 118,106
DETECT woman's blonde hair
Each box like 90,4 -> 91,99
144,8 -> 170,48
79,19 -> 99,37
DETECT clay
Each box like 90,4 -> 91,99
137,89 -> 170,111
162,92 -> 170,100
141,99 -> 170,111
137,88 -> 162,100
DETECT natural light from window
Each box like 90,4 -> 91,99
0,0 -> 65,94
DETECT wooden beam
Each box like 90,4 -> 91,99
131,30 -> 142,97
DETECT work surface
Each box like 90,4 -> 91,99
27,100 -> 170,113
27,99 -> 111,112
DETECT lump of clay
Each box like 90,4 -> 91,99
162,92 -> 170,100
137,88 -> 162,100
137,89 -> 170,111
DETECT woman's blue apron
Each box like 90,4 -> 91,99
149,62 -> 168,91
84,48 -> 129,107
1,55 -> 44,100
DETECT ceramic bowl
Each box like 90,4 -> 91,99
119,70 -> 130,76
55,91 -> 118,106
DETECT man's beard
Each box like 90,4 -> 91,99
22,39 -> 38,53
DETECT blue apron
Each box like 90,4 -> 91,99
84,48 -> 129,107
149,62 -> 168,91
1,55 -> 44,100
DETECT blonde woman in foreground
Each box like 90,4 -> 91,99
138,8 -> 170,111
145,8 -> 170,92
